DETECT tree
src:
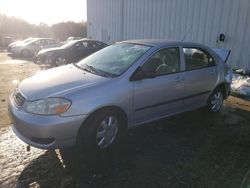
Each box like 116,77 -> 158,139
0,14 -> 87,41
51,21 -> 87,41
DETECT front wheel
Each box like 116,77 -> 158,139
77,109 -> 126,168
208,89 -> 224,113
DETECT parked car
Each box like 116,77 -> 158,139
8,40 -> 232,161
34,39 -> 107,66
7,38 -> 36,52
9,38 -> 61,57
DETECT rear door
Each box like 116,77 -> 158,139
181,47 -> 219,109
133,47 -> 186,124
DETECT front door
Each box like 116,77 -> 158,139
133,47 -> 185,124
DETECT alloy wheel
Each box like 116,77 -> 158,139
96,116 -> 119,149
211,91 -> 223,112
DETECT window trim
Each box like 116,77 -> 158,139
182,47 -> 216,71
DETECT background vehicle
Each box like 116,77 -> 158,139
34,39 -> 107,66
8,40 -> 231,165
9,38 -> 61,57
7,38 -> 36,52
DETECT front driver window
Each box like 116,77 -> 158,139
142,47 -> 180,76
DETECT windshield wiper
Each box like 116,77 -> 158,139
84,64 -> 117,78
74,63 -> 117,78
73,63 -> 92,73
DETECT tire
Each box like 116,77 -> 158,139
208,89 -> 224,113
77,109 -> 126,169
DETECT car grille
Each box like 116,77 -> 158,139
13,89 -> 25,107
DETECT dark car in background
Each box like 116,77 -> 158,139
9,38 -> 61,57
34,39 -> 107,66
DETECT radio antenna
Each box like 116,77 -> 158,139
181,25 -> 192,41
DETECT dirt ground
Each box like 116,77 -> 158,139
0,53 -> 40,127
1,52 -> 250,188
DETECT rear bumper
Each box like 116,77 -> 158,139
8,95 -> 87,149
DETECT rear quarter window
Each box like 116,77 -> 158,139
183,48 -> 215,71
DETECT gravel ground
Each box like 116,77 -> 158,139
1,53 -> 250,188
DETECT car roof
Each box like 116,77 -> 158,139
121,39 -> 208,48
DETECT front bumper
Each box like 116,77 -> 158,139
8,95 -> 87,149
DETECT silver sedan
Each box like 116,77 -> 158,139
8,40 -> 232,155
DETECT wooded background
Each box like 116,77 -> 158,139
0,13 -> 87,41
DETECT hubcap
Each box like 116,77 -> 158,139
96,116 -> 118,149
211,92 -> 223,112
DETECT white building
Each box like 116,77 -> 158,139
87,0 -> 250,70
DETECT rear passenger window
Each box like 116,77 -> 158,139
183,48 -> 215,70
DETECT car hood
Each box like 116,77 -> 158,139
18,64 -> 109,101
9,42 -> 18,47
12,43 -> 28,48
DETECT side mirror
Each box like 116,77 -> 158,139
130,68 -> 156,81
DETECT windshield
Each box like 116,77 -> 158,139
77,43 -> 151,76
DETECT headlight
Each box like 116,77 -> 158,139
25,98 -> 71,115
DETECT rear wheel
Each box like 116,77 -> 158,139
77,109 -> 126,169
208,89 -> 224,113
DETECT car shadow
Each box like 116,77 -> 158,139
16,105 -> 250,188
